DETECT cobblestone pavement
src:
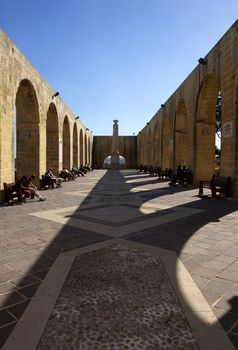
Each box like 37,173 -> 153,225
0,170 -> 238,349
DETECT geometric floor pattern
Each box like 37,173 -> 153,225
1,169 -> 237,350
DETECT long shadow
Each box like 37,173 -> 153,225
0,169 -> 238,348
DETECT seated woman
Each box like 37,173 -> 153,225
15,176 -> 33,204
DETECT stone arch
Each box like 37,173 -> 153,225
79,129 -> 83,165
153,121 -> 160,166
161,114 -> 170,169
147,128 -> 153,166
15,79 -> 40,179
229,81 -> 238,194
88,138 -> 91,164
174,100 -> 189,168
46,103 -> 59,173
194,74 -> 219,182
63,116 -> 70,168
73,123 -> 79,167
137,137 -> 141,166
141,133 -> 146,165
84,133 -> 88,164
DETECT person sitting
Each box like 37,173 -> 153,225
79,164 -> 87,174
182,166 -> 193,185
79,164 -> 87,175
25,175 -> 46,201
15,175 -> 35,204
14,177 -> 27,204
148,165 -> 154,176
169,165 -> 184,186
45,169 -> 63,188
71,166 -> 84,177
61,167 -> 76,181
157,167 -> 162,178
26,175 -> 46,202
85,164 -> 92,172
44,169 -> 56,188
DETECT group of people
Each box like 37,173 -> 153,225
138,165 -> 173,179
138,164 -> 193,186
43,165 -> 93,188
15,164 -> 93,205
59,165 -> 93,182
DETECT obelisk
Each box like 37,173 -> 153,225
111,119 -> 120,168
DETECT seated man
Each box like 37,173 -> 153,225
85,164 -> 92,172
169,165 -> 184,186
71,166 -> 84,177
79,164 -> 87,174
45,169 -> 63,188
61,167 -> 76,181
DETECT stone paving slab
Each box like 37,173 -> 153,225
3,239 -> 235,350
0,170 -> 238,349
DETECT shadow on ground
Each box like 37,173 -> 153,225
0,169 -> 238,349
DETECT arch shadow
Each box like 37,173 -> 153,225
0,169 -> 237,348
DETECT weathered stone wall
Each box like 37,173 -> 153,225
138,20 -> 238,197
92,136 -> 137,169
0,29 -> 93,202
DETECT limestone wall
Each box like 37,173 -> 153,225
0,29 -> 93,201
138,20 -> 238,197
92,136 -> 137,169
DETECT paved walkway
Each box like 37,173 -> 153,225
0,170 -> 238,349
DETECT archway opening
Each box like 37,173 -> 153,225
153,121 -> 160,167
73,123 -> 78,167
161,114 -> 170,169
46,103 -> 59,173
63,116 -> 70,168
195,75 -> 219,182
15,79 -> 40,179
147,129 -> 152,166
84,134 -> 88,165
141,134 -> 146,165
88,138 -> 91,165
175,100 -> 189,168
215,91 -> 222,173
80,129 -> 83,166
13,107 -> 17,178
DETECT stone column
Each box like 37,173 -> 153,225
111,119 -> 119,168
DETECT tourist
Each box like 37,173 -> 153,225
25,175 -> 46,201
44,168 -> 63,188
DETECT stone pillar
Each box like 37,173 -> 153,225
111,120 -> 119,168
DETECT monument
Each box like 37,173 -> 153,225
104,120 -> 126,169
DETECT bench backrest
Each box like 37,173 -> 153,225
3,182 -> 18,203
211,175 -> 230,186
3,182 -> 16,191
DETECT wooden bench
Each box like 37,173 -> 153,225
199,175 -> 231,198
3,182 -> 19,204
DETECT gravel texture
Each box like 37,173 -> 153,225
37,244 -> 199,350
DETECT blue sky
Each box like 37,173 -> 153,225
1,1 -> 238,135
